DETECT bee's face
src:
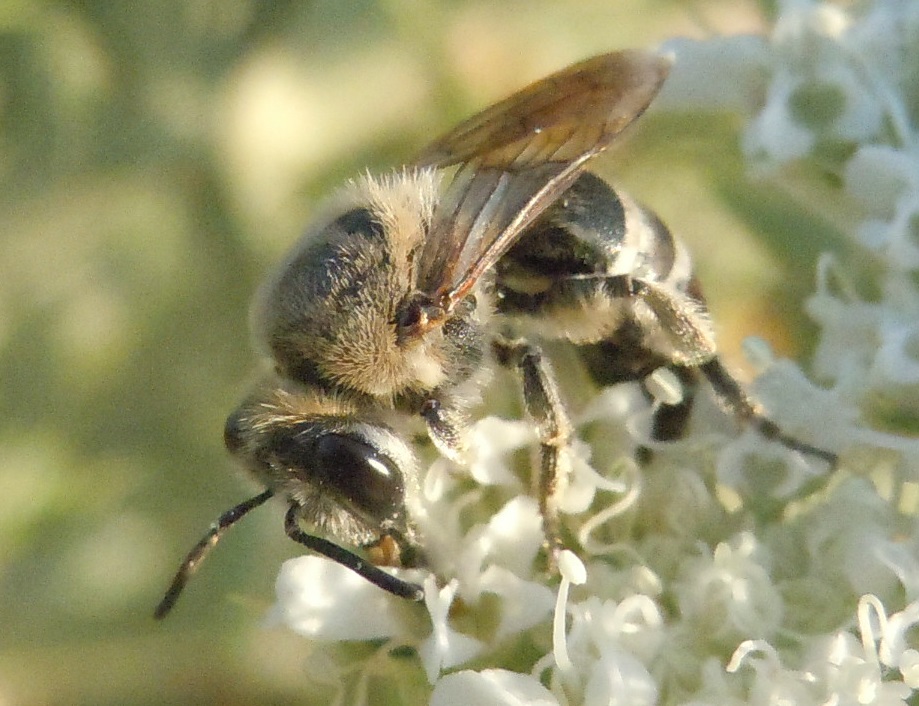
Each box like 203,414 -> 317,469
223,380 -> 422,547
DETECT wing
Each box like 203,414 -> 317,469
412,49 -> 672,318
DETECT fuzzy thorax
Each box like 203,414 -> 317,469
254,169 -> 455,401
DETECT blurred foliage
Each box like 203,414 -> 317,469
0,0 -> 846,704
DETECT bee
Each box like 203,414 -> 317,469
154,49 -> 835,619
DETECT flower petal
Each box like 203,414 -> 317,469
430,669 -> 559,706
265,556 -> 406,640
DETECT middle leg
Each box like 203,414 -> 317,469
493,334 -> 573,561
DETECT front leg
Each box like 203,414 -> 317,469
420,398 -> 468,463
492,335 -> 573,561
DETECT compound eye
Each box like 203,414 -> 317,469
314,435 -> 405,524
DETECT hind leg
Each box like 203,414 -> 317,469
577,330 -> 700,454
503,271 -> 835,464
699,358 -> 836,464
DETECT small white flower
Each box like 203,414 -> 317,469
821,649 -> 912,705
465,416 -> 534,488
844,146 -> 919,218
743,70 -> 818,165
539,589 -> 667,705
582,649 -> 658,706
430,669 -> 559,706
477,496 -> 545,578
806,255 -> 884,388
726,641 -> 820,706
741,0 -> 915,176
264,555 -> 408,640
675,534 -> 784,649
440,496 -> 545,602
794,479 -> 903,599
419,577 -> 485,683
875,536 -> 919,602
861,595 -> 919,686
873,319 -> 919,384
479,565 -> 555,641
899,648 -> 919,690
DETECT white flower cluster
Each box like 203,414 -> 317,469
267,2 -> 919,703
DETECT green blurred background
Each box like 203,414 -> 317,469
0,1 -> 843,703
